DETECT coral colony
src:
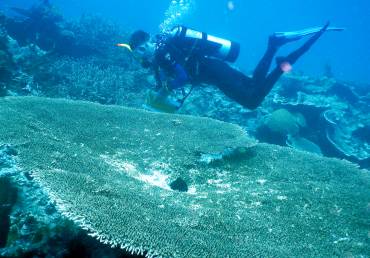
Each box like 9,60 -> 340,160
0,1 -> 369,257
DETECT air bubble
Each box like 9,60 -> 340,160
159,0 -> 195,32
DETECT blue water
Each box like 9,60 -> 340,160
2,0 -> 370,83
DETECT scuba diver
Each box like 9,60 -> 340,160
119,22 -> 344,112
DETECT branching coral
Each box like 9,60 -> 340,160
69,14 -> 130,59
37,56 -> 148,105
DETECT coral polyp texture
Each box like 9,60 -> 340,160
0,96 -> 369,257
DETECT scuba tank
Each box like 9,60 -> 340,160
170,25 -> 240,63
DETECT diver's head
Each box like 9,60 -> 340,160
129,30 -> 156,66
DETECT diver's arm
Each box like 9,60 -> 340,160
158,63 -> 188,91
154,66 -> 164,90
154,32 -> 189,90
155,54 -> 188,90
167,63 -> 188,90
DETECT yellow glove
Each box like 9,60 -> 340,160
145,89 -> 180,113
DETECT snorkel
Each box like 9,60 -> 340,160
116,43 -> 132,52
116,42 -> 150,67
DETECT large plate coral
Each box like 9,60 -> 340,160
0,96 -> 369,257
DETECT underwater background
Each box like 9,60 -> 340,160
0,0 -> 369,257
2,0 -> 370,83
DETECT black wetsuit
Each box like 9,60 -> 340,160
152,26 -> 326,110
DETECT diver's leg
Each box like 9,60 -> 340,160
252,37 -> 279,83
197,23 -> 329,110
252,23 -> 323,82
255,22 -> 330,103
197,57 -> 258,109
253,22 -> 330,84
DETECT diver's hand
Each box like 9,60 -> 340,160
146,88 -> 180,113
158,81 -> 173,96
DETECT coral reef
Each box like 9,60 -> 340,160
0,96 -> 369,257
257,108 -> 301,144
34,56 -> 147,105
0,144 -> 78,257
272,75 -> 370,167
0,0 -> 368,169
0,143 -> 140,257
181,74 -> 370,168
1,1 -> 368,256
4,1 -> 129,59
70,14 -> 128,57
0,146 -> 18,249
0,1 -> 138,101
286,135 -> 322,155
0,23 -> 13,93
6,1 -> 65,50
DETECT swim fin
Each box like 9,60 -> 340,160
271,24 -> 345,46
275,22 -> 331,68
